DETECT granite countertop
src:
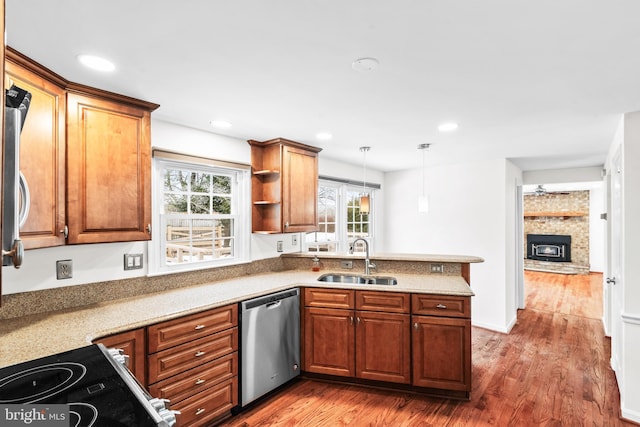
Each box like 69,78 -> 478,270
0,269 -> 473,368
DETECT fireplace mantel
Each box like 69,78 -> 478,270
524,211 -> 586,218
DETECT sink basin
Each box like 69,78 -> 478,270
317,274 -> 397,286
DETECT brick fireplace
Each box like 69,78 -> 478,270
523,190 -> 589,274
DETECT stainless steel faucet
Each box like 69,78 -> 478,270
350,238 -> 376,275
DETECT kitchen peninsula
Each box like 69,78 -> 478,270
0,253 -> 482,425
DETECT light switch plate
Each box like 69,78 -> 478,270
124,254 -> 143,270
277,241 -> 283,252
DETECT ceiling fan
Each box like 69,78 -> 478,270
525,184 -> 571,196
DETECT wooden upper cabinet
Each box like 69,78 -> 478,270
248,138 -> 321,233
4,47 -> 159,247
5,49 -> 66,249
66,92 -> 152,244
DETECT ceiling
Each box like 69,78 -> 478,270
6,1 -> 640,172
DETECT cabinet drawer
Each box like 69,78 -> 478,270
148,327 -> 238,383
148,352 -> 238,404
356,291 -> 409,313
411,295 -> 470,318
304,288 -> 354,309
172,377 -> 238,427
148,305 -> 238,353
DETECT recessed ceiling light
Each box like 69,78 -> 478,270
315,131 -> 333,141
77,54 -> 115,72
438,122 -> 459,132
352,57 -> 379,72
210,119 -> 232,129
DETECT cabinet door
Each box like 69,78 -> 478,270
66,93 -> 151,244
355,311 -> 410,384
281,145 -> 318,232
94,328 -> 146,387
5,59 -> 66,249
304,307 -> 355,377
412,316 -> 471,391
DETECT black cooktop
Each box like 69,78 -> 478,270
0,345 -> 158,427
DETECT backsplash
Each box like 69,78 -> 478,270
0,257 -> 285,320
524,190 -> 590,272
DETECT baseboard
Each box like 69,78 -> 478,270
471,319 -> 514,334
621,404 -> 640,424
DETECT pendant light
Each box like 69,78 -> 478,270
359,146 -> 371,215
418,143 -> 430,213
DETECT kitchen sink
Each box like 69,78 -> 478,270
317,273 -> 397,286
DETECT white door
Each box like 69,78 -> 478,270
610,147 -> 623,376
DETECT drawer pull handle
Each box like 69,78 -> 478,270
195,408 -> 206,416
195,351 -> 206,357
349,316 -> 354,326
194,324 -> 206,330
195,378 -> 206,385
436,304 -> 447,309
414,322 -> 419,330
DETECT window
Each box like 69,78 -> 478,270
305,179 -> 375,253
151,152 -> 250,273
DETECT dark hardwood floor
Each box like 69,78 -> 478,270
222,271 -> 635,426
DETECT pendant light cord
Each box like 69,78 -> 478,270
360,146 -> 371,194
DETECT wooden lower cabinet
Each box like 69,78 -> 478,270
411,294 -> 472,394
304,307 -> 355,377
303,288 -> 411,385
93,328 -> 146,387
411,315 -> 471,391
147,304 -> 239,427
356,311 -> 410,384
304,287 -> 471,396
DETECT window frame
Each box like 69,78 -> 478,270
150,151 -> 251,275
305,178 -> 376,254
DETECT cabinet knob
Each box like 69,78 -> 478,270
284,222 -> 289,228
60,225 -> 69,239
194,351 -> 206,357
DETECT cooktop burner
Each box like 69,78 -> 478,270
0,345 -> 163,427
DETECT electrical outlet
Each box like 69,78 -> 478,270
292,234 -> 298,246
430,263 -> 444,274
56,260 -> 73,280
124,254 -> 144,270
341,260 -> 353,269
277,241 -> 283,252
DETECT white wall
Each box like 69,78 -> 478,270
383,158 -> 522,332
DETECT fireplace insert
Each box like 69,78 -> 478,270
527,234 -> 571,262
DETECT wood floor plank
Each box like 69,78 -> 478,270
222,272 -> 634,426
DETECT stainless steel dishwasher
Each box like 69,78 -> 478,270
240,288 -> 300,407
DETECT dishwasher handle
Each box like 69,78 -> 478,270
266,300 -> 282,309
242,288 -> 299,310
